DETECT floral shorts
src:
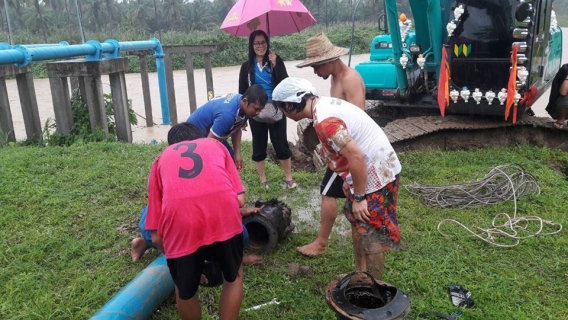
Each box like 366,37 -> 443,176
343,175 -> 401,251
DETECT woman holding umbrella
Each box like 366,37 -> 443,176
239,30 -> 297,190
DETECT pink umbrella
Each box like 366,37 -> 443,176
220,0 -> 316,37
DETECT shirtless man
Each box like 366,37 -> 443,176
296,32 -> 366,256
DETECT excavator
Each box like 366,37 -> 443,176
349,0 -> 567,151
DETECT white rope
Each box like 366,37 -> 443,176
405,164 -> 541,208
409,164 -> 563,247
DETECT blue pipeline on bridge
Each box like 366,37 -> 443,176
0,39 -> 171,124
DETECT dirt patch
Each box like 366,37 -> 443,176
546,160 -> 568,181
287,262 -> 314,278
375,115 -> 568,152
267,141 -> 318,172
116,215 -> 140,237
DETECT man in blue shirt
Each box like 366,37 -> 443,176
187,84 -> 267,170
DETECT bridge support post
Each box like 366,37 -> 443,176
185,53 -> 197,114
79,75 -> 109,138
0,77 -> 15,142
47,58 -> 132,142
0,65 -> 39,142
48,76 -> 73,135
16,72 -> 42,141
204,53 -> 214,101
109,71 -> 132,142
163,52 -> 178,125
162,45 -> 218,121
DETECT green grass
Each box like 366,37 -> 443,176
1,143 -> 568,319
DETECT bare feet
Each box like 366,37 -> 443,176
242,254 -> 263,265
297,241 -> 327,257
130,238 -> 150,262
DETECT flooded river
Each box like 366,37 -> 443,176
5,28 -> 567,143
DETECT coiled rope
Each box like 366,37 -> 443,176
406,164 -> 563,247
405,164 -> 541,208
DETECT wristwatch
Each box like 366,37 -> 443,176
353,194 -> 366,202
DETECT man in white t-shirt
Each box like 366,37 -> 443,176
272,77 -> 402,280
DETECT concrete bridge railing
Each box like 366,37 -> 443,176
0,42 -> 219,143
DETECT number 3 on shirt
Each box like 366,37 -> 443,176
174,142 -> 203,179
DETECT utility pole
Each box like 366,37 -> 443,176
3,0 -> 13,45
153,0 -> 162,42
75,0 -> 85,43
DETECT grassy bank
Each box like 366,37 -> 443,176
1,143 -> 567,319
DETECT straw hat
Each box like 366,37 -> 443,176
296,32 -> 350,68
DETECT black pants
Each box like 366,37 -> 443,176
249,116 -> 292,161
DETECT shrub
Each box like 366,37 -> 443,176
43,90 -> 137,146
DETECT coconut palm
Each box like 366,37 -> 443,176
183,0 -> 215,31
24,0 -> 49,41
162,0 -> 182,31
81,0 -> 105,31
128,0 -> 153,31
210,0 -> 235,24
104,0 -> 120,28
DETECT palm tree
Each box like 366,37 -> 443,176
81,0 -> 105,31
162,0 -> 182,31
8,0 -> 26,30
104,0 -> 119,28
129,0 -> 152,31
211,0 -> 236,24
25,0 -> 49,41
183,0 -> 215,31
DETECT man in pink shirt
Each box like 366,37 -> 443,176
146,122 -> 247,320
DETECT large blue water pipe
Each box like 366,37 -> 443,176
0,38 -> 170,124
90,254 -> 175,319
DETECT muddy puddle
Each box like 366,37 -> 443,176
278,188 -> 352,235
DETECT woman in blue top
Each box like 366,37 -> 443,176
238,30 -> 296,190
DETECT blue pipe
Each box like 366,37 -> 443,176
90,255 -> 174,320
152,38 -> 171,125
21,41 -> 70,48
0,38 -> 171,124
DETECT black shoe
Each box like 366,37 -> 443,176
448,284 -> 475,308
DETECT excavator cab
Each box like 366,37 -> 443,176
355,0 -> 562,119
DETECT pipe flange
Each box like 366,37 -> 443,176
104,39 -> 121,59
12,45 -> 32,67
85,40 -> 102,61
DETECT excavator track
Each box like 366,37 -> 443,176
383,115 -> 568,152
296,114 -> 568,158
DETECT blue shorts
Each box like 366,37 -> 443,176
138,206 -> 155,248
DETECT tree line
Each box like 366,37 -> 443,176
0,0 -> 405,44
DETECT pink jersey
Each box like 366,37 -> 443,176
145,138 -> 245,259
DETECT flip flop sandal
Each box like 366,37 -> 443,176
285,179 -> 298,189
553,122 -> 564,129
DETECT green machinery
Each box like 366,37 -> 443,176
355,0 -> 563,118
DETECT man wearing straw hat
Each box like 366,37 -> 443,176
296,32 -> 366,257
